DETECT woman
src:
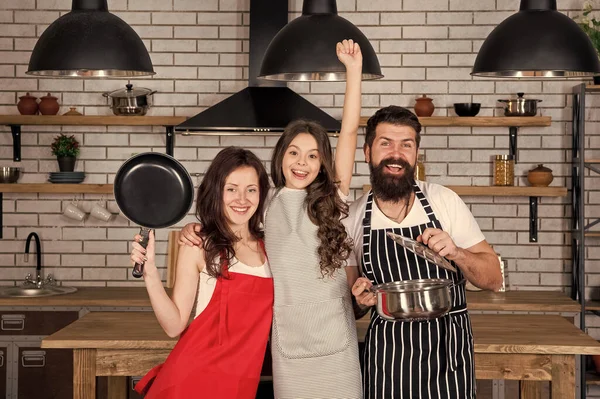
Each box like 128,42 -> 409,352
130,147 -> 273,399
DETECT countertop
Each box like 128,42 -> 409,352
0,287 -> 581,312
42,311 -> 600,355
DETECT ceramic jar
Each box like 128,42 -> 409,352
17,93 -> 38,115
414,94 -> 434,117
527,164 -> 554,187
38,93 -> 60,115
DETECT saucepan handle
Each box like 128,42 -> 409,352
132,227 -> 151,278
450,279 -> 466,288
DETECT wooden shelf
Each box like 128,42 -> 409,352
586,233 -> 600,237
586,160 -> 600,164
0,115 -> 186,126
586,301 -> 600,311
362,184 -> 567,197
586,372 -> 600,385
358,116 -> 551,127
0,183 -> 113,194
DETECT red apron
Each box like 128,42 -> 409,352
135,251 -> 274,399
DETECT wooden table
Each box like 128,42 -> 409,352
0,287 -> 581,310
43,311 -> 600,399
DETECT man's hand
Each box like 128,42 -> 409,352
178,223 -> 202,247
352,277 -> 377,307
417,227 -> 459,260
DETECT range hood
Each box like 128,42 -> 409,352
175,0 -> 341,134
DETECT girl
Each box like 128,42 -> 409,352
130,147 -> 272,399
180,39 -> 364,398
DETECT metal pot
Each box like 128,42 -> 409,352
498,92 -> 541,116
103,84 -> 156,116
370,278 -> 465,321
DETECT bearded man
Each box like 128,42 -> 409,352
343,105 -> 503,399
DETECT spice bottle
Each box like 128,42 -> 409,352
494,155 -> 515,186
414,154 -> 426,181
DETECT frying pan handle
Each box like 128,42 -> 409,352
132,227 -> 151,278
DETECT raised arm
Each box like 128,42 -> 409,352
131,230 -> 203,337
335,39 -> 363,196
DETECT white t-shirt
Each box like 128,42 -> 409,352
343,181 -> 486,268
194,257 -> 272,317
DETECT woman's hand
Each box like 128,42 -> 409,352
130,230 -> 158,277
178,223 -> 202,247
336,39 -> 362,71
352,277 -> 377,307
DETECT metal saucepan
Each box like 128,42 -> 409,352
498,92 -> 541,116
370,278 -> 465,321
114,152 -> 194,278
103,84 -> 157,116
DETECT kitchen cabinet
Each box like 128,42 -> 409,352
17,345 -> 72,399
0,310 -> 78,399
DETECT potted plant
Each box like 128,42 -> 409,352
574,1 -> 600,84
50,134 -> 80,172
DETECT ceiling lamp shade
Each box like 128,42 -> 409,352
26,0 -> 154,77
259,0 -> 383,81
472,0 -> 600,78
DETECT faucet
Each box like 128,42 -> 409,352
24,232 -> 51,288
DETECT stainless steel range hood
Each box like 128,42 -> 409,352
175,0 -> 341,135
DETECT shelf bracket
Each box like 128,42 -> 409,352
166,126 -> 174,156
9,125 -> 21,162
529,196 -> 538,242
509,126 -> 518,163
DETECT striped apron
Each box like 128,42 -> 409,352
361,185 -> 475,399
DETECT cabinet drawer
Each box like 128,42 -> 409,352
0,311 -> 78,336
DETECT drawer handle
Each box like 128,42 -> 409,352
131,377 -> 142,391
1,314 -> 25,331
0,351 -> 3,368
22,350 -> 45,368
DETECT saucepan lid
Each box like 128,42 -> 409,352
386,232 -> 456,273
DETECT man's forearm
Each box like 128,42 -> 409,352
452,248 -> 502,291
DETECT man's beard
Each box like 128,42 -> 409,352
369,158 -> 415,203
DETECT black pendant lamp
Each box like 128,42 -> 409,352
472,0 -> 600,78
259,0 -> 383,81
26,0 -> 154,77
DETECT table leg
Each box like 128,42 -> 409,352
551,354 -> 575,399
107,376 -> 128,399
520,381 -> 542,399
74,348 -> 96,399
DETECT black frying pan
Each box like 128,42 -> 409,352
114,152 -> 194,278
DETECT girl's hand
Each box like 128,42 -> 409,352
131,230 -> 158,276
336,39 -> 362,71
352,277 -> 377,307
178,223 -> 203,247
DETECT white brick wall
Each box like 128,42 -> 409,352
1,0 -> 600,364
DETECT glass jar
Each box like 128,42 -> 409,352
414,154 -> 426,181
494,155 -> 515,186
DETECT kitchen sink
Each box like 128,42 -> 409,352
0,286 -> 78,298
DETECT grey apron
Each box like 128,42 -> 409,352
265,188 -> 362,399
361,185 -> 475,399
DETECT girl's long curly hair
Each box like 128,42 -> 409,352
271,120 -> 352,277
195,147 -> 270,278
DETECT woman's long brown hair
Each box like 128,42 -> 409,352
196,147 -> 270,278
271,120 -> 352,277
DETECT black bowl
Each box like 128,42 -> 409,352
453,103 -> 481,117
